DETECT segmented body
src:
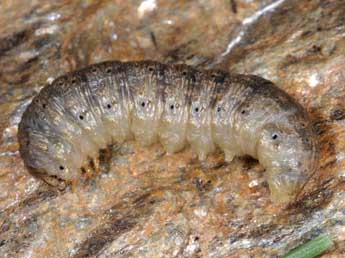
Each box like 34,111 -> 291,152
18,60 -> 318,203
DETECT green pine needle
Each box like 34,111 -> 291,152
282,234 -> 334,258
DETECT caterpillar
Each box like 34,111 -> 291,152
17,60 -> 318,204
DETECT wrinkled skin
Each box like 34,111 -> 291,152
18,60 -> 318,203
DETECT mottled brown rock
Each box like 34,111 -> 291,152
1,0 -> 345,257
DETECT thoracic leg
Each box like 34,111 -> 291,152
91,157 -> 100,175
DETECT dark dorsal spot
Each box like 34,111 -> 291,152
148,66 -> 154,72
92,68 -> 97,73
217,106 -> 222,112
241,110 -> 246,114
181,70 -> 196,82
141,101 -> 146,107
71,78 -> 76,84
272,134 -> 278,140
58,81 -> 64,86
106,68 -> 112,74
170,104 -> 174,110
42,104 -> 47,109
59,166 -> 65,170
194,107 -> 199,112
107,104 -> 112,109
79,115 -> 84,120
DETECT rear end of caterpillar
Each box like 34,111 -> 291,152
17,60 -> 318,204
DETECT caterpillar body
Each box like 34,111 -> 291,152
18,60 -> 318,203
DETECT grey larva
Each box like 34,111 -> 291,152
17,60 -> 318,203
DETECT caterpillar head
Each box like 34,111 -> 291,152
18,124 -> 78,189
256,122 -> 317,203
23,151 -> 73,190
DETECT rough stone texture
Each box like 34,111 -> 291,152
0,0 -> 345,257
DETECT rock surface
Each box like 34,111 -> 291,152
1,0 -> 345,257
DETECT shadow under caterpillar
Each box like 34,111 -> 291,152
17,60 -> 318,204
